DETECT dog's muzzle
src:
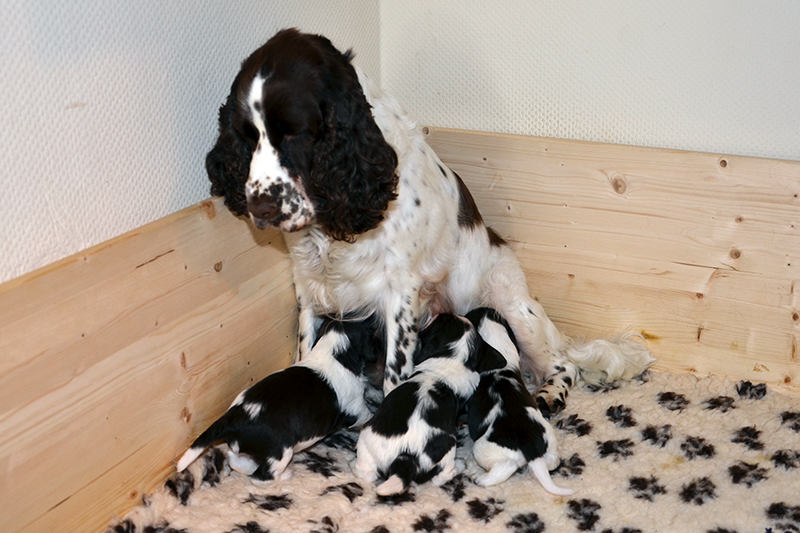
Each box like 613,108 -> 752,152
247,193 -> 279,229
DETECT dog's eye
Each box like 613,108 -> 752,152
283,131 -> 313,146
241,122 -> 259,149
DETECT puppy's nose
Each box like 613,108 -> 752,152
247,194 -> 278,221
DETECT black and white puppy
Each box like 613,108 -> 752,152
354,313 -> 505,495
176,315 -> 383,484
466,308 -> 574,495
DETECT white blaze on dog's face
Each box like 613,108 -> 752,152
243,74 -> 315,232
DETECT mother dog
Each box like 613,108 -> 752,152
205,28 -> 652,408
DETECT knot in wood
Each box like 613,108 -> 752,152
612,176 -> 627,195
201,200 -> 216,219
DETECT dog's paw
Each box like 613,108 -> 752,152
352,460 -> 378,483
472,473 -> 493,487
535,391 -> 566,419
543,452 -> 560,472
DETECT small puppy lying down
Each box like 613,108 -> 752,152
354,313 -> 506,495
466,308 -> 574,496
176,315 -> 382,484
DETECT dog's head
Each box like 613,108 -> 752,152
206,28 -> 399,241
414,314 -> 506,374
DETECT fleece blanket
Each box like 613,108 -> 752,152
107,371 -> 800,533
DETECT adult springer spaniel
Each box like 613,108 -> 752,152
205,28 -> 652,409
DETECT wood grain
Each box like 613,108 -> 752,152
0,198 -> 296,533
4,128 -> 800,532
425,127 -> 800,396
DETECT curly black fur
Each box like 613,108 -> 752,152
307,47 -> 398,242
204,28 -> 398,241
206,89 -> 250,217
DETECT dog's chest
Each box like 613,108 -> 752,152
285,228 -> 399,314
285,202 -> 456,315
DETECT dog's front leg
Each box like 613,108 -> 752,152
294,286 -> 321,363
382,284 -> 420,393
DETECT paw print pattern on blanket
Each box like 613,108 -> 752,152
680,477 -> 717,505
466,497 -> 505,524
108,373 -> 800,533
628,475 -> 668,502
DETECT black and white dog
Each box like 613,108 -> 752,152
466,308 -> 574,495
354,313 -> 505,495
205,28 -> 654,408
176,316 -> 383,484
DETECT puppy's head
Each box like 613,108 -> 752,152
465,307 -> 520,371
414,314 -> 505,373
317,314 -> 386,388
207,28 -> 398,240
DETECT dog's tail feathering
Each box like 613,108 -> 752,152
508,298 -> 654,387
479,253 -> 654,386
176,411 -> 238,473
561,331 -> 654,386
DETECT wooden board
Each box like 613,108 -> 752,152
424,127 -> 800,396
4,128 -> 800,532
0,198 -> 296,533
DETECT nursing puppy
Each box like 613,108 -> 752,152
176,315 -> 382,484
466,308 -> 574,496
354,314 -> 505,495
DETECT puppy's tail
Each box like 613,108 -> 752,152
375,454 -> 416,496
529,458 -> 574,496
176,411 -> 238,472
562,332 -> 654,386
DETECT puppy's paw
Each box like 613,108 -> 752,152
472,473 -> 492,487
432,465 -> 457,486
352,460 -> 378,483
250,477 -> 273,487
543,452 -> 560,472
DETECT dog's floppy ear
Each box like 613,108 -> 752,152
308,44 -> 399,242
206,88 -> 250,217
413,314 -> 466,365
470,336 -> 508,374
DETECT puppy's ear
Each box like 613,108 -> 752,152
308,49 -> 398,241
471,337 -> 507,374
206,90 -> 250,217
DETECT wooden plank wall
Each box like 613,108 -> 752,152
0,198 -> 297,533
3,128 -> 799,532
425,127 -> 800,396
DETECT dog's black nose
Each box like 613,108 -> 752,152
247,194 -> 278,221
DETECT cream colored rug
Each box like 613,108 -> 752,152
107,371 -> 800,533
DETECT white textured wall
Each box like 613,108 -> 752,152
0,0 -> 380,284
381,0 -> 800,160
3,1 -> 800,284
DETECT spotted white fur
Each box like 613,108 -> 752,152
218,30 -> 654,406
